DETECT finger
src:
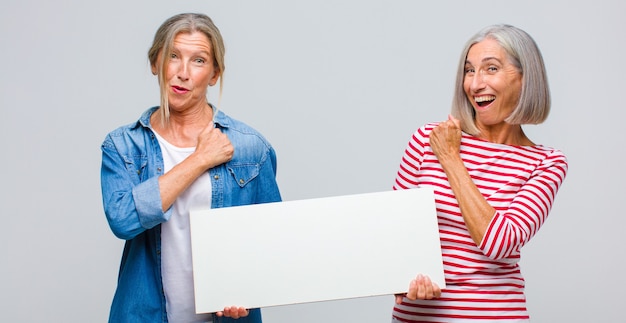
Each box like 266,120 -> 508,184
222,306 -> 233,317
395,294 -> 405,304
199,122 -> 217,137
433,282 -> 442,298
448,114 -> 461,126
415,274 -> 427,299
406,278 -> 418,300
422,275 -> 434,299
238,307 -> 249,317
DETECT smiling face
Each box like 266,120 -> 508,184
152,31 -> 220,114
463,38 -> 522,130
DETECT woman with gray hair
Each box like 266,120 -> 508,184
101,13 -> 280,323
391,24 -> 567,322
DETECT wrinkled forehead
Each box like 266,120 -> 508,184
173,31 -> 213,51
468,36 -> 520,70
156,31 -> 214,63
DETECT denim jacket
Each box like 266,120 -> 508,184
101,106 -> 281,323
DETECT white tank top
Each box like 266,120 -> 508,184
154,130 -> 213,323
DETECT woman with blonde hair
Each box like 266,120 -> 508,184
101,13 -> 280,323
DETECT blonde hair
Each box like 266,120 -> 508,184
148,13 -> 225,125
451,24 -> 550,135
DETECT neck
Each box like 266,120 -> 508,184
478,124 -> 534,146
170,103 -> 213,126
150,103 -> 213,147
153,103 -> 213,129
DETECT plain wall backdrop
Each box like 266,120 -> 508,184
2,1 -> 624,322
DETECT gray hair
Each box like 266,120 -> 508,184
148,13 -> 225,125
451,24 -> 550,135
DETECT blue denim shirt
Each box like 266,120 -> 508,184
101,106 -> 281,323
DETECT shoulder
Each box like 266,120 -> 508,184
101,107 -> 156,149
408,122 -> 439,141
216,111 -> 274,149
534,146 -> 568,170
420,122 -> 439,134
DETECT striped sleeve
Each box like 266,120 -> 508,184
394,124 -> 435,190
479,148 -> 568,259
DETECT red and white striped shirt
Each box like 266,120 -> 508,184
392,123 -> 568,322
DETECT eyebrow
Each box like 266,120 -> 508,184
170,47 -> 212,56
465,57 -> 503,65
192,50 -> 212,57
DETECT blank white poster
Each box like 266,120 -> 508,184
190,188 -> 444,313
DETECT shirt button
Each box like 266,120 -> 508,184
214,175 -> 219,180
239,179 -> 244,185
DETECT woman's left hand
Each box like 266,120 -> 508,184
395,274 -> 442,304
216,306 -> 249,319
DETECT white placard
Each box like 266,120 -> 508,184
190,188 -> 444,313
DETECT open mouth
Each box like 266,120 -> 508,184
475,95 -> 495,107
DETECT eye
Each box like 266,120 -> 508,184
170,53 -> 178,59
487,65 -> 498,72
464,67 -> 475,75
194,57 -> 206,64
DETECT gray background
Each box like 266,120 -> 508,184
2,1 -> 624,322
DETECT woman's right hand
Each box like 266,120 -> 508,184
429,114 -> 462,163
195,123 -> 234,169
216,306 -> 249,319
395,274 -> 441,304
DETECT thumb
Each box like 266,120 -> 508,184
448,114 -> 461,127
395,294 -> 405,304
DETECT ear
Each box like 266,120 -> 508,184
151,64 -> 158,75
208,69 -> 221,86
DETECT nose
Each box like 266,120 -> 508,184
176,61 -> 190,81
469,70 -> 486,93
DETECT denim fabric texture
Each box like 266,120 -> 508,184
101,106 -> 281,323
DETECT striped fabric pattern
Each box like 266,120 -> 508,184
392,123 -> 568,322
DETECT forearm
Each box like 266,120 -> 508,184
158,152 -> 212,211
439,154 -> 495,245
